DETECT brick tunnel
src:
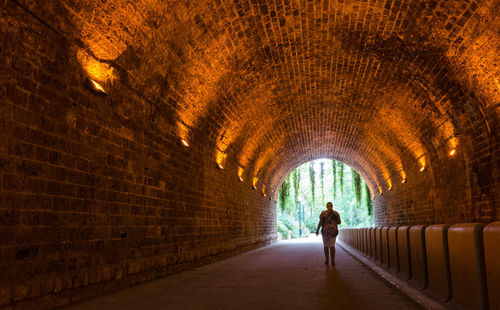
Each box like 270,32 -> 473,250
0,0 -> 499,309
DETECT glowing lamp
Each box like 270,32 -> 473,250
217,163 -> 224,170
449,149 -> 456,156
252,185 -> 257,190
91,80 -> 106,93
238,177 -> 244,182
420,166 -> 426,172
180,139 -> 189,147
402,179 -> 407,184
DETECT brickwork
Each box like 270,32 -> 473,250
0,0 -> 498,308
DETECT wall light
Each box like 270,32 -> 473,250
180,139 -> 189,147
238,167 -> 244,182
90,79 -> 107,93
420,166 -> 426,172
449,149 -> 456,156
400,170 -> 407,184
216,150 -> 226,170
252,177 -> 258,190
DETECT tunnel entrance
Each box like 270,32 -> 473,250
276,159 -> 373,240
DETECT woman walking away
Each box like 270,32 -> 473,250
316,202 -> 341,266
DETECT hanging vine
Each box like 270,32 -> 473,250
331,161 -> 337,200
309,162 -> 316,208
292,168 -> 301,210
279,175 -> 291,212
365,183 -> 373,215
352,168 -> 362,208
338,163 -> 344,197
320,162 -> 325,205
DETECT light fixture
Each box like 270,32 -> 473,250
420,166 -> 426,172
449,149 -> 456,156
216,150 -> 226,170
237,167 -> 244,182
401,179 -> 407,184
90,79 -> 107,93
180,139 -> 189,147
252,177 -> 258,190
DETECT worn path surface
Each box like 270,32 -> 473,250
67,237 -> 421,310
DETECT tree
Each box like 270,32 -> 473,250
292,168 -> 300,210
331,161 -> 337,200
276,159 -> 373,239
320,162 -> 325,206
279,175 -> 291,212
352,168 -> 362,208
338,163 -> 344,198
309,162 -> 316,215
365,183 -> 373,216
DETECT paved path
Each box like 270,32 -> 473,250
67,237 -> 421,310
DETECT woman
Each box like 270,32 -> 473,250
316,202 -> 341,266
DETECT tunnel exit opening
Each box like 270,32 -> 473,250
276,159 -> 373,240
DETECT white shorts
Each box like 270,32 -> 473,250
322,234 -> 337,247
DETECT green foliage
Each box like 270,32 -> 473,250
352,168 -> 362,208
292,169 -> 300,207
309,162 -> 316,206
320,162 -> 325,205
331,161 -> 337,200
277,159 -> 373,238
279,175 -> 290,212
338,163 -> 344,197
365,183 -> 373,216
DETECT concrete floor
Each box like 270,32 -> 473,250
67,237 -> 422,310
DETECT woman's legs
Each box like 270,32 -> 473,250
329,246 -> 336,266
323,247 -> 329,265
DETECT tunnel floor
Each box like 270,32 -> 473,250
66,237 -> 422,310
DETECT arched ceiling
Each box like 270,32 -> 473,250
24,0 -> 499,197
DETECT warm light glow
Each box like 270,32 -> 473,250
378,185 -> 383,195
253,176 -> 258,189
387,180 -> 392,191
400,171 -> 407,184
238,167 -> 244,182
180,139 -> 189,147
216,150 -> 226,170
449,149 -> 456,156
419,157 -> 426,172
78,50 -> 115,85
91,80 -> 107,93
262,185 -> 266,196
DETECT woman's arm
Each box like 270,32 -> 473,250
316,214 -> 323,235
335,212 -> 341,224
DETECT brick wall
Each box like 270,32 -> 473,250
0,2 -> 276,308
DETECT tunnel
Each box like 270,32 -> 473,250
0,0 -> 499,309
